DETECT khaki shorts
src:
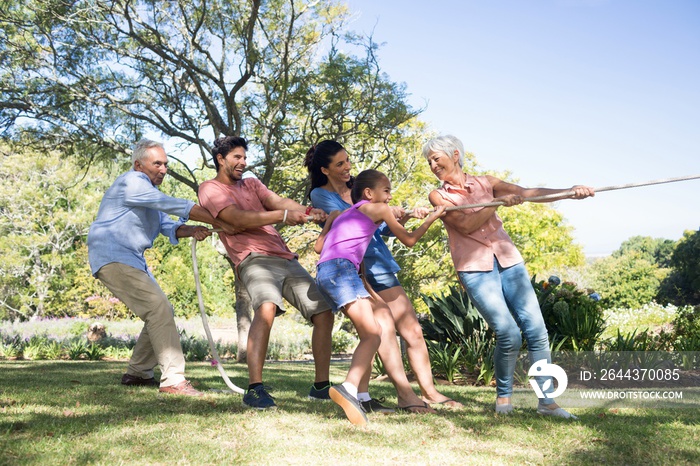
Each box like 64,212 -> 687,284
238,253 -> 331,320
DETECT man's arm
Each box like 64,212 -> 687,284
216,203 -> 287,229
188,204 -> 238,235
262,192 -> 326,225
262,191 -> 305,212
218,191 -> 326,228
175,224 -> 212,241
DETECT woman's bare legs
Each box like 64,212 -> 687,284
378,285 -> 463,408
363,295 -> 435,413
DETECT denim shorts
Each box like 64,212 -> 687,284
365,272 -> 401,292
316,259 -> 371,313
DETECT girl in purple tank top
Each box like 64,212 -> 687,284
314,169 -> 445,426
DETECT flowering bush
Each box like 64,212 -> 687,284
602,302 -> 678,339
82,294 -> 131,320
670,305 -> 700,351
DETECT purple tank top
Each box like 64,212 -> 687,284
318,200 -> 379,271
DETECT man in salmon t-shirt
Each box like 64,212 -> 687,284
198,136 -> 334,410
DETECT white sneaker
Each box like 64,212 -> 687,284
495,402 -> 514,414
537,405 -> 578,420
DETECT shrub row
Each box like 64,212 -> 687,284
419,277 -> 700,384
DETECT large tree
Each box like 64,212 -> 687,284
0,0 -> 422,357
1,0 -> 589,351
1,0 -> 418,186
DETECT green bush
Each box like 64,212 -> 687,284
85,343 -> 105,361
44,341 -> 65,360
669,305 -> 700,351
426,341 -> 463,383
589,252 -> 665,309
0,332 -> 24,359
103,345 -> 133,360
372,353 -> 385,377
476,344 -> 496,386
534,276 -> 605,351
23,335 -> 52,360
658,230 -> 700,305
331,329 -> 356,354
420,285 -> 495,381
420,285 -> 492,348
67,340 -> 88,360
602,329 -> 667,352
214,341 -> 238,359
179,330 -> 211,362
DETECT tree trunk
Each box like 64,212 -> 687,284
234,274 -> 252,363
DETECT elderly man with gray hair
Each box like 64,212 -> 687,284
88,139 -> 236,396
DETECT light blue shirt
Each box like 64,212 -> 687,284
310,187 -> 400,277
87,170 -> 195,277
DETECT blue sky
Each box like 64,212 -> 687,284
343,0 -> 700,256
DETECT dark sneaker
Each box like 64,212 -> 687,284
121,373 -> 159,387
329,385 -> 368,426
308,383 -> 332,400
243,385 -> 277,410
158,380 -> 203,396
361,397 -> 395,414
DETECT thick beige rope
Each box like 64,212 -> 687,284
191,239 -> 245,394
423,174 -> 700,213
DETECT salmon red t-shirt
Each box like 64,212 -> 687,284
198,177 -> 296,267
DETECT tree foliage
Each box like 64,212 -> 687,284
614,235 -> 676,268
585,233 -> 700,308
1,0 -> 593,324
657,229 -> 700,305
589,249 -> 667,309
0,142 -> 110,320
498,200 -> 584,276
0,0 -> 419,196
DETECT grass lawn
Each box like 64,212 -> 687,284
1,360 -> 699,465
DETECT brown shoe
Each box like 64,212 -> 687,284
121,373 -> 159,387
158,380 -> 203,397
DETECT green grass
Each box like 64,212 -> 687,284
1,361 -> 699,465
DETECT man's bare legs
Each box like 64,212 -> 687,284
246,302 -> 277,384
310,310 -> 334,383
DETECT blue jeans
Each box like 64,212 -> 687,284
459,258 -> 554,405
